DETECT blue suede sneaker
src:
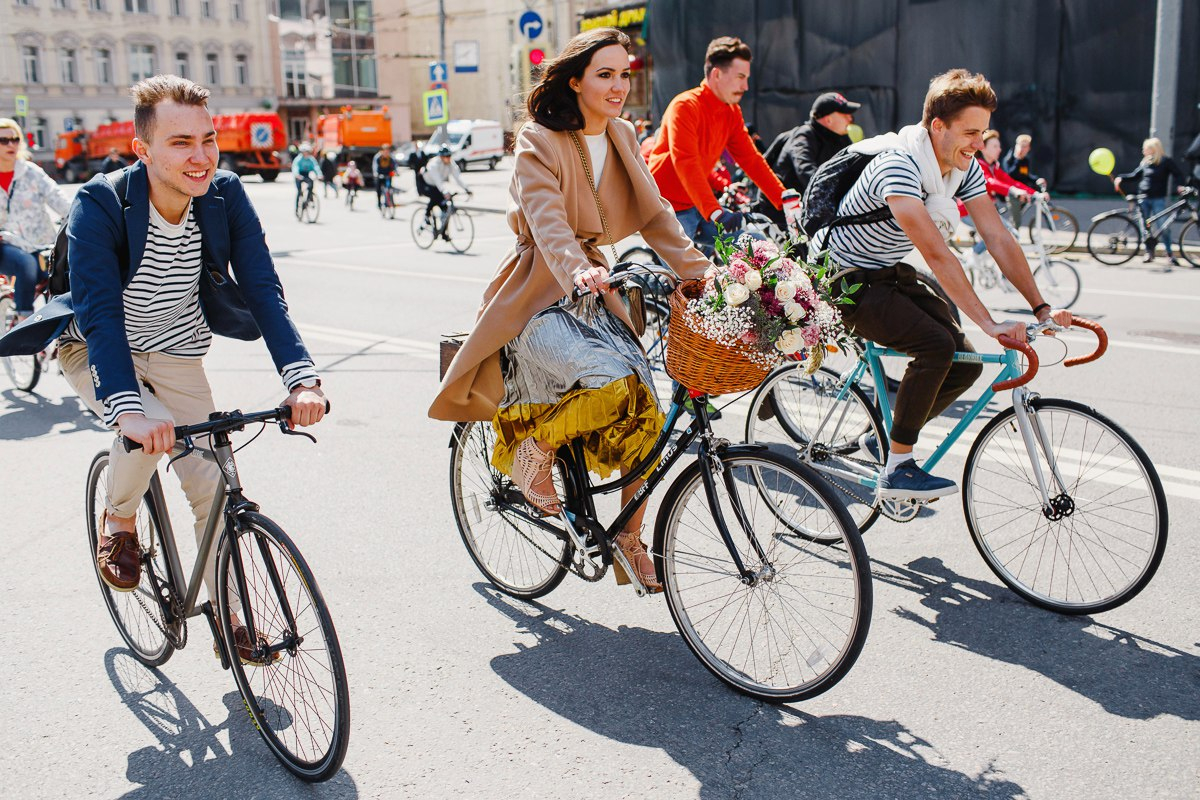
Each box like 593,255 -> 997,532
877,459 -> 958,501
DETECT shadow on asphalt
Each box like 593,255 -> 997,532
0,389 -> 103,440
876,556 -> 1200,722
104,649 -> 357,798
476,583 -> 1026,799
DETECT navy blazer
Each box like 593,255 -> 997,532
0,163 -> 313,403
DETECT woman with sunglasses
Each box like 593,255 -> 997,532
0,118 -> 71,322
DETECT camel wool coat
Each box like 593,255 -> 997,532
429,118 -> 710,422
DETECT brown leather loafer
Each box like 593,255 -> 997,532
97,530 -> 141,592
214,624 -> 281,668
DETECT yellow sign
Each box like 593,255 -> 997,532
423,89 -> 449,127
580,5 -> 646,32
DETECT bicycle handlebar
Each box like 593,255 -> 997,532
121,402 -> 332,452
991,317 -> 1107,391
569,260 -> 680,301
1063,317 -> 1107,366
992,336 -> 1039,391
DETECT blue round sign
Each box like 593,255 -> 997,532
518,10 -> 543,40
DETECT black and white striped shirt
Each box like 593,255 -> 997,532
65,200 -> 319,425
818,151 -> 987,270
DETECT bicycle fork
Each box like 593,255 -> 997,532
1010,388 -> 1073,519
696,435 -> 773,587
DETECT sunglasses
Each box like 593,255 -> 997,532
0,137 -> 22,145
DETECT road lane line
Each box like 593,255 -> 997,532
960,323 -> 1200,357
1084,288 -> 1200,302
282,258 -> 489,284
273,233 -> 513,258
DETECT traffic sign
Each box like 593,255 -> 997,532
64,117 -> 74,132
454,40 -> 480,73
423,89 -> 449,127
250,122 -> 274,149
428,61 -> 448,83
14,95 -> 28,116
518,10 -> 543,39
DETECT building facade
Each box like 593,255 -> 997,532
0,0 -> 275,158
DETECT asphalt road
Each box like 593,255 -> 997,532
1,163 -> 1198,799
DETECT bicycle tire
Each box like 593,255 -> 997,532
445,209 -> 475,253
301,193 -> 320,224
745,364 -> 886,534
1179,219 -> 1200,268
410,207 -> 436,249
216,511 -> 350,782
962,398 -> 1167,614
1028,206 -> 1078,254
655,448 -> 871,703
1033,259 -> 1081,310
1087,214 -> 1141,265
85,451 -> 175,667
1,295 -> 42,392
450,421 -> 572,600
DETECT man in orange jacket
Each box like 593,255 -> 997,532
648,36 -> 786,253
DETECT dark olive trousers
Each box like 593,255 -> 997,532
838,263 -> 983,447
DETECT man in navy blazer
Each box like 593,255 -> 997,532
49,75 -> 326,665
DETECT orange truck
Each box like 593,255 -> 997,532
55,113 -> 286,183
315,106 -> 394,182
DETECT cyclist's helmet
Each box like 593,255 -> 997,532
438,146 -> 452,157
299,143 -> 313,153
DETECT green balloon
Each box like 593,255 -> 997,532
847,124 -> 864,143
1089,147 -> 1116,176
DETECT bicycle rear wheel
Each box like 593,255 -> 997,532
1,296 -> 42,392
1033,258 -> 1081,309
445,209 -> 475,253
85,451 -> 175,667
1087,214 -> 1140,265
963,398 -> 1167,614
302,193 -> 320,224
656,449 -> 871,703
216,512 -> 350,782
1178,220 -> 1200,268
1028,205 -> 1078,254
745,364 -> 885,534
410,208 -> 436,249
450,421 -> 572,599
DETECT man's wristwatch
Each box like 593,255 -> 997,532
290,378 -> 322,392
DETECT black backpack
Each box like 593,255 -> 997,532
799,149 -> 893,239
46,170 -> 129,297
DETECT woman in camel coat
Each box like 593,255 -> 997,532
428,27 -> 709,591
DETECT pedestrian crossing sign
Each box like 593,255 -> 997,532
423,89 -> 449,127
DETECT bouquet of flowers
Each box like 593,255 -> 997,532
684,235 -> 858,375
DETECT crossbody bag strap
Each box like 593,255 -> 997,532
568,130 -> 620,265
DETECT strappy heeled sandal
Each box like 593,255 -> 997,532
512,437 -> 561,515
613,526 -> 662,593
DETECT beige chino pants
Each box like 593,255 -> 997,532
61,342 -> 225,602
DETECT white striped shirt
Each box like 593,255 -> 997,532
818,151 -> 987,270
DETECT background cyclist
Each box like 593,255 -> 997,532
372,143 -> 398,210
291,142 -> 319,213
422,146 -> 471,237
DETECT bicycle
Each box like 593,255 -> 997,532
1086,186 -> 1200,266
88,405 -> 350,781
0,247 -> 56,392
377,174 -> 397,219
410,192 -> 475,253
343,179 -> 361,210
295,180 -> 320,224
744,319 -> 1167,615
449,263 -> 871,703
955,230 -> 1081,310
1017,188 -> 1078,255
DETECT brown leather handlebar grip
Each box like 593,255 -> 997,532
992,335 -> 1039,391
1064,317 -> 1108,367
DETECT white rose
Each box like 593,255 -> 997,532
775,329 -> 800,353
783,301 -> 806,322
725,282 -> 751,305
744,270 -> 762,291
775,280 -> 798,301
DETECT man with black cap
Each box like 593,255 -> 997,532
765,91 -> 862,195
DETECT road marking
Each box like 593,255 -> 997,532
1085,288 -> 1200,302
274,233 -> 512,258
961,323 -> 1200,357
282,258 -> 488,284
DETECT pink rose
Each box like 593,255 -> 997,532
802,324 -> 822,346
728,258 -> 750,281
740,330 -> 759,344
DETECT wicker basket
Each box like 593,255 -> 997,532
665,280 -> 773,395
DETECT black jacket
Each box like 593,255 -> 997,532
1117,156 -> 1186,198
1185,133 -> 1200,183
765,120 -> 851,194
1001,148 -> 1040,188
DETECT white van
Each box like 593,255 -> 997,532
424,119 -> 505,170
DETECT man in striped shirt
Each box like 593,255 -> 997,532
60,75 -> 327,665
823,70 -> 1072,501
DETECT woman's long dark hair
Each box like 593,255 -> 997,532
526,28 -> 631,132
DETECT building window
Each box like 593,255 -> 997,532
15,0 -> 34,7
277,0 -> 301,19
234,54 -> 249,86
170,0 -> 184,15
30,117 -> 48,150
60,48 -> 79,84
90,0 -> 105,9
175,51 -> 190,80
283,64 -> 307,99
231,0 -> 243,21
54,0 -> 71,9
95,48 -> 113,83
205,52 -> 219,84
125,0 -> 149,12
22,46 -> 41,84
199,0 -> 213,18
129,44 -> 156,82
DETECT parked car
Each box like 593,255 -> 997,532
423,119 -> 505,171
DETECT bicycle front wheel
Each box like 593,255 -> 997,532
1,296 -> 42,392
745,364 -> 885,534
656,450 -> 872,703
410,208 -> 436,249
963,398 -> 1167,614
1033,258 -> 1081,310
450,421 -> 572,599
85,451 -> 175,667
1028,206 -> 1078,254
302,194 -> 320,224
445,209 -> 475,253
1178,219 -> 1200,268
216,512 -> 350,782
1087,214 -> 1140,265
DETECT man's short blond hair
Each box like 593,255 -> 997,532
921,69 -> 997,128
130,74 -> 210,142
1015,134 -> 1032,146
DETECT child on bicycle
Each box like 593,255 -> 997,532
342,159 -> 364,200
291,143 -> 320,213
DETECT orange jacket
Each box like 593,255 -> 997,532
648,83 -> 785,219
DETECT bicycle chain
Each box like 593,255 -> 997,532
498,486 -> 607,582
132,581 -> 186,649
816,451 -> 923,524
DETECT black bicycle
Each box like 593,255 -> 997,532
295,179 -> 320,224
411,192 -> 475,253
449,264 -> 870,703
87,405 -> 349,781
0,247 -> 54,392
1087,186 -> 1200,266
